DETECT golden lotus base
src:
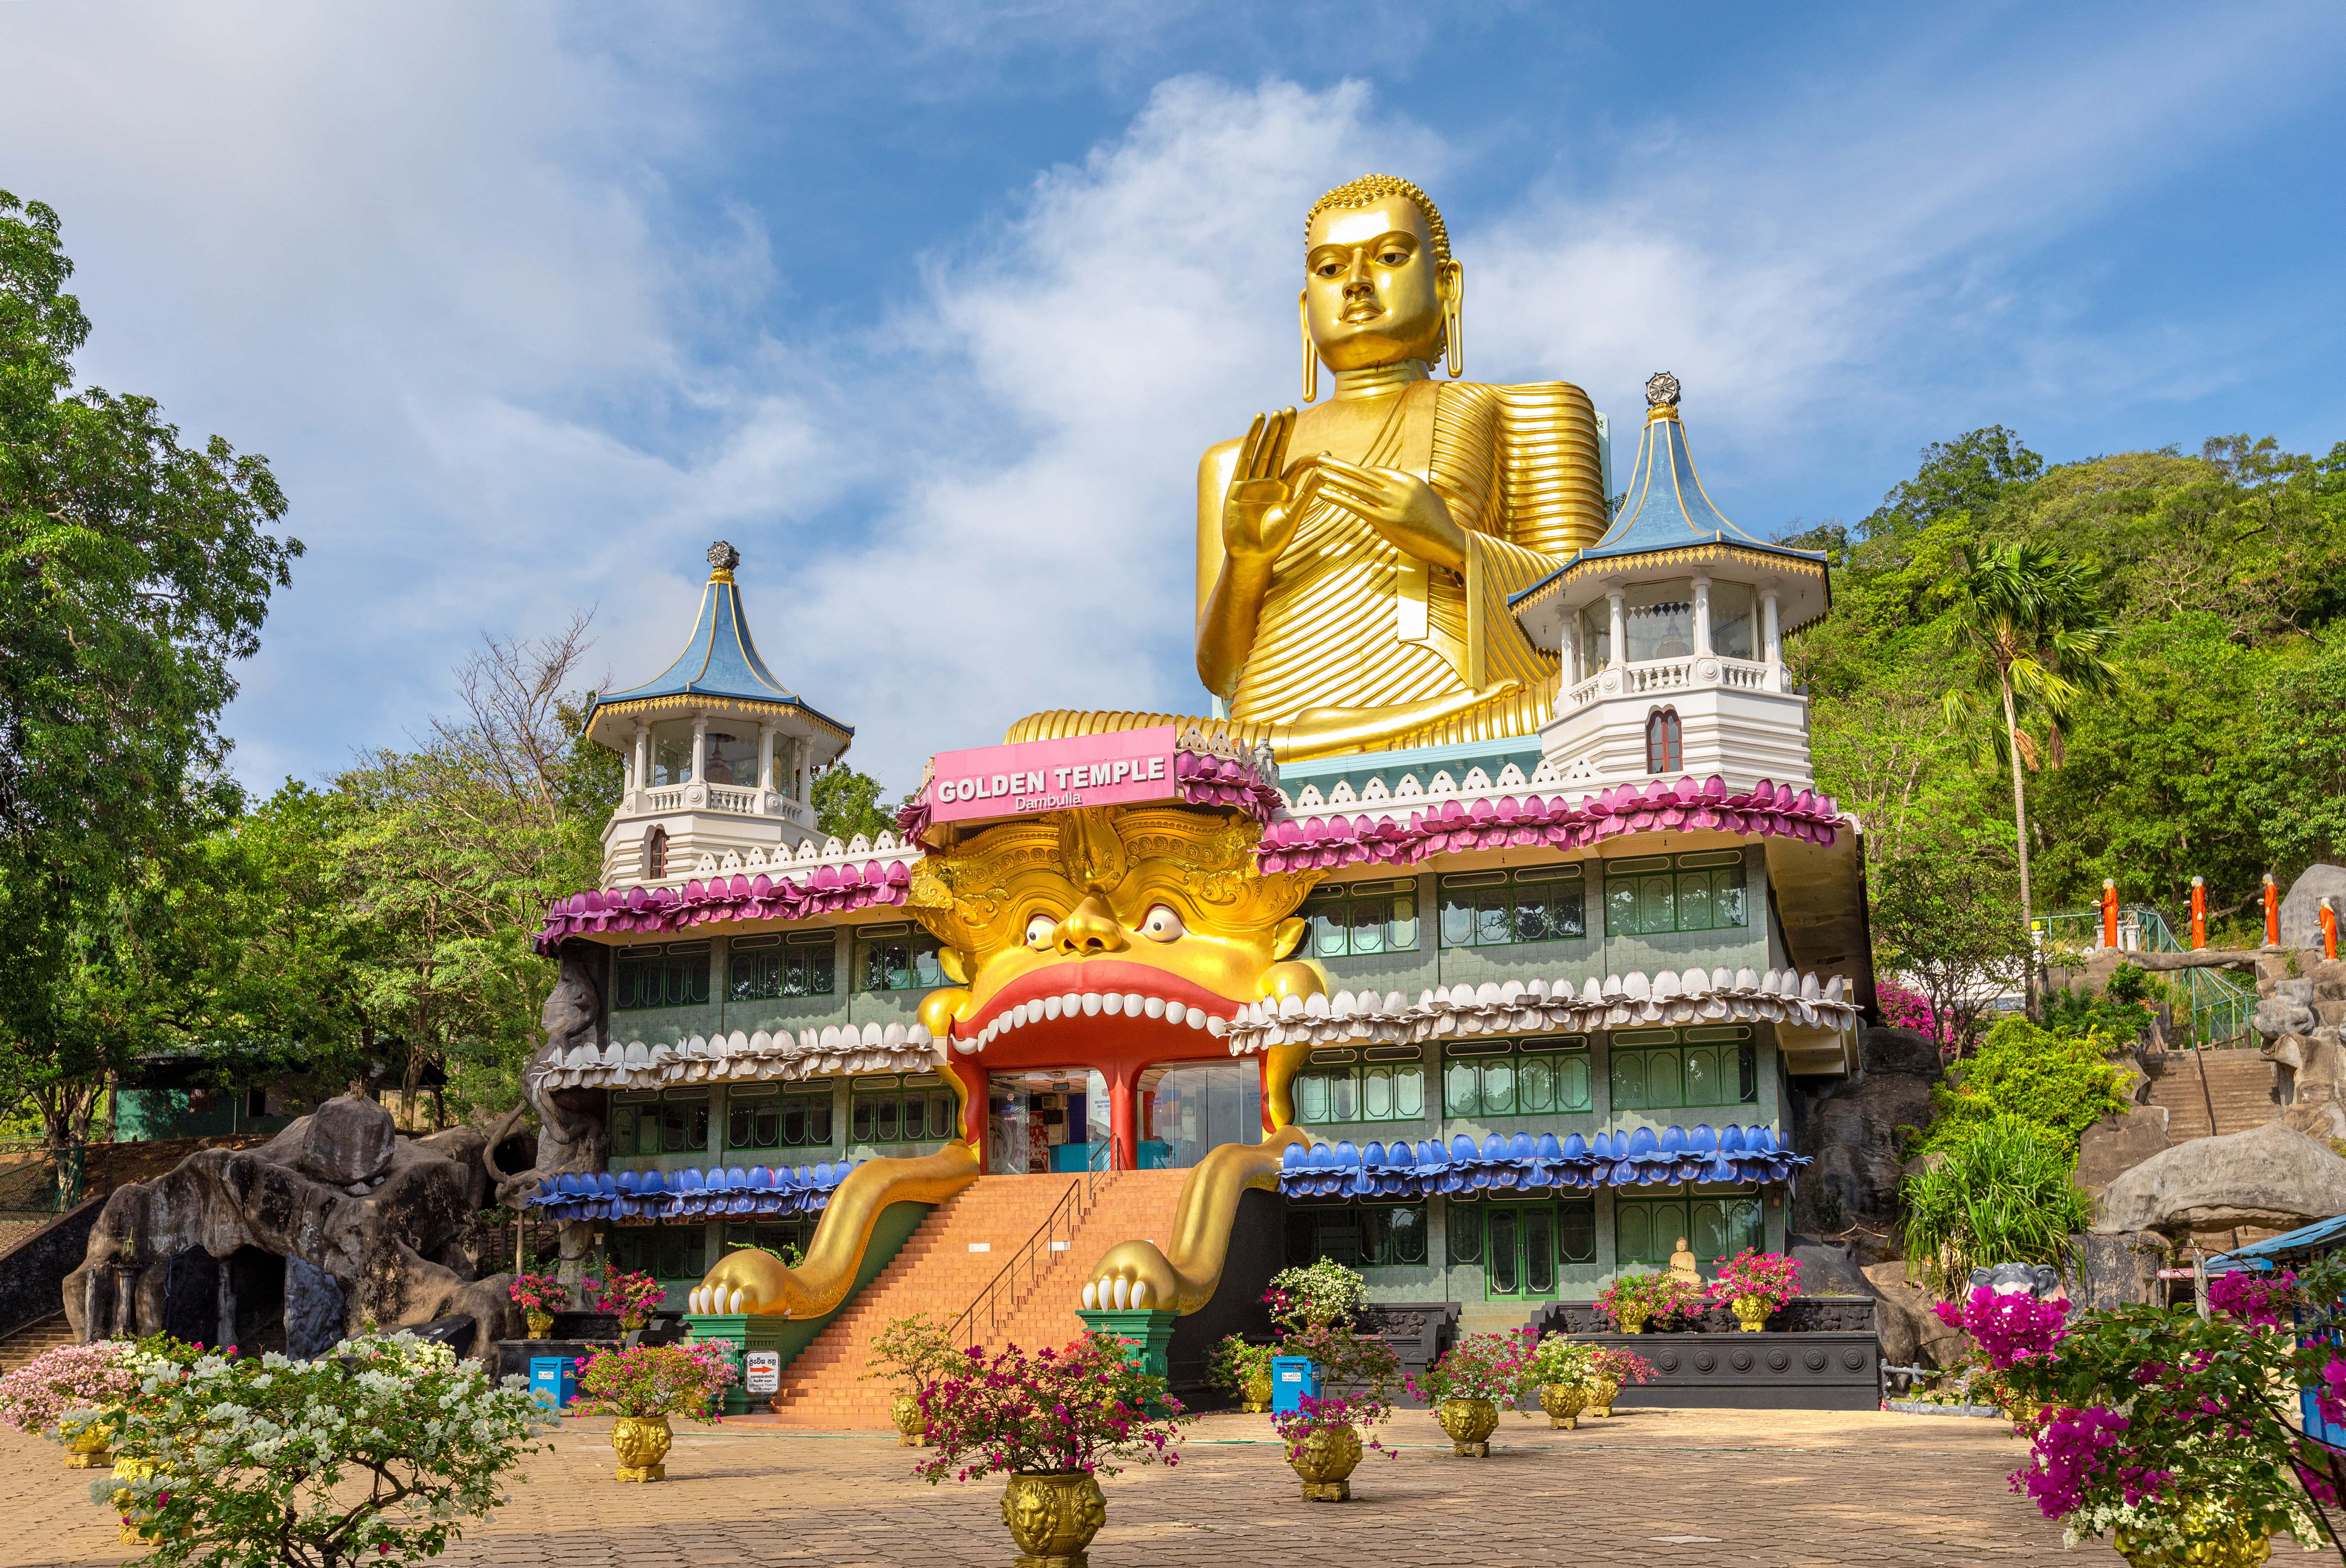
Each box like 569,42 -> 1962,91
1301,1478 -> 1351,1502
898,1433 -> 928,1447
1452,1441 -> 1490,1457
1548,1414 -> 1577,1429
614,1463 -> 666,1482
1241,1399 -> 1269,1413
64,1448 -> 111,1469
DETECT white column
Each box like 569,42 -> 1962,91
1564,619 -> 1581,689
1761,590 -> 1783,688
1692,575 -> 1713,657
1607,590 -> 1627,670
757,723 -> 777,796
631,724 -> 649,794
689,714 -> 708,785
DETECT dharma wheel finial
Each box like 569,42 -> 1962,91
707,540 -> 741,576
1645,371 -> 1681,409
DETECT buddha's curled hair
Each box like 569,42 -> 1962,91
1306,174 -> 1451,262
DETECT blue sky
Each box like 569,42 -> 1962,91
8,1 -> 2345,800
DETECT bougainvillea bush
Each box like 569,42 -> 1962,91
1270,1392 -> 1396,1463
1875,981 -> 1945,1042
1266,1259 -> 1367,1328
89,1332 -> 553,1568
572,1341 -> 736,1419
584,1268 -> 666,1325
0,1341 -> 142,1434
2207,1267 -> 2299,1328
1205,1334 -> 1275,1398
507,1272 -> 567,1314
1589,1347 -> 1657,1387
1932,1286 -> 2070,1370
1527,1333 -> 1597,1388
1406,1332 -> 1536,1408
913,1334 -> 1189,1483
1710,1251 -> 1802,1312
1594,1269 -> 1706,1330
1999,1299 -> 2346,1558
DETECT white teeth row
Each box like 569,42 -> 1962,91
954,992 -> 1231,1055
1080,1277 -> 1154,1309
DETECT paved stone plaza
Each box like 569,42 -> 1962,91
0,1405 -> 2119,1568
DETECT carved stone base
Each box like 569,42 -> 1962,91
64,1448 -> 111,1468
615,1463 -> 666,1482
1301,1478 -> 1351,1501
1453,1441 -> 1490,1457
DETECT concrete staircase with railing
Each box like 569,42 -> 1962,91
759,1169 -> 1190,1429
0,1311 -> 75,1371
2147,1048 -> 2281,1142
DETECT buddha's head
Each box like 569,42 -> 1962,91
1303,174 -> 1460,374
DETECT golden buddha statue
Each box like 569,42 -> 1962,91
1009,174 -> 1607,760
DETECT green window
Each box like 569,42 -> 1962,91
1440,1038 -> 1593,1119
1601,851 -> 1748,936
1295,1050 -> 1427,1125
1283,1204 -> 1428,1268
1607,1028 -> 1758,1110
721,1221 -> 808,1263
609,1225 -> 706,1281
1439,865 -> 1588,948
729,931 -> 836,1000
1302,878 -> 1420,958
853,924 -> 945,992
613,943 -> 714,1010
1450,1199 -> 1597,1294
610,1092 -> 710,1156
723,1087 -> 835,1151
849,1077 -> 959,1145
1614,1186 -> 1763,1277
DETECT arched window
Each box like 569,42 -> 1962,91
1646,708 -> 1683,775
643,826 -> 669,880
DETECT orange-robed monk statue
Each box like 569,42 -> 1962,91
1009,174 -> 1608,761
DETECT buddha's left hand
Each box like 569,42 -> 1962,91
1312,455 -> 1467,569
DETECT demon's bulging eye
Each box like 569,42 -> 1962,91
1023,913 -> 1056,949
1139,904 -> 1185,943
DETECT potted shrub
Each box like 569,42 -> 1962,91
1995,1281 -> 2346,1565
1271,1391 -> 1392,1502
1527,1333 -> 1598,1429
586,1267 -> 666,1339
86,1331 -> 552,1566
1595,1268 -> 1704,1333
1207,1335 -> 1277,1412
1406,1332 -> 1534,1457
572,1340 -> 738,1481
1710,1250 -> 1802,1331
1585,1346 -> 1656,1417
0,1341 -> 142,1467
861,1313 -> 959,1445
914,1333 -> 1188,1565
1267,1258 -> 1368,1328
1932,1283 -> 2070,1422
509,1271 -> 567,1338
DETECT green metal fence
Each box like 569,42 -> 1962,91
2036,905 -> 2258,1044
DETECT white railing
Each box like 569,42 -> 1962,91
1720,659 -> 1772,691
631,784 -> 810,820
643,786 -> 687,812
707,785 -> 759,813
1627,659 -> 1692,694
1567,674 -> 1603,709
1561,655 -> 1788,711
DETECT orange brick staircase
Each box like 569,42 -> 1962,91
760,1169 -> 1190,1429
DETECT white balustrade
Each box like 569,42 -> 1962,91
1719,659 -> 1771,691
707,785 -> 759,813
1626,659 -> 1693,694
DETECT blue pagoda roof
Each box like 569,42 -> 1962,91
584,544 -> 851,739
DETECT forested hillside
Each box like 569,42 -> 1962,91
1790,427 -> 2346,960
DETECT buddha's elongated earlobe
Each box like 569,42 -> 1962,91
1299,290 -> 1318,404
1442,260 -> 1465,379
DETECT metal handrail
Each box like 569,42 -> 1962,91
943,1142 -> 1119,1350
2038,904 -> 2258,1043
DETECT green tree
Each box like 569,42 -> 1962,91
1860,425 -> 2043,542
1937,543 -> 2119,1011
1920,1015 -> 2135,1156
0,192 -> 300,1150
2248,646 -> 2346,878
1901,1114 -> 2093,1295
1868,833 -> 2032,1051
811,765 -> 896,842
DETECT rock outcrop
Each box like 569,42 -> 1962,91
62,1093 -> 515,1360
2076,1103 -> 2173,1193
2281,865 -> 2346,953
2094,1120 -> 2346,1237
1792,1025 -> 1940,1249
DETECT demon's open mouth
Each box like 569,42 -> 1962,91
949,958 -> 1240,1055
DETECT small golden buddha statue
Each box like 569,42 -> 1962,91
1667,1236 -> 1703,1284
1009,175 -> 1606,760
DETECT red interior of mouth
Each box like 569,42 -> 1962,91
956,959 -> 1242,1039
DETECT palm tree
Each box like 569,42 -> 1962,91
1938,542 -> 2118,1015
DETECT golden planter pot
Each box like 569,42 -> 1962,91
1000,1471 -> 1106,1568
1241,1370 -> 1274,1414
1732,1297 -> 1772,1332
1540,1382 -> 1588,1430
611,1414 -> 673,1482
61,1415 -> 113,1469
524,1309 -> 555,1339
1587,1377 -> 1620,1418
891,1393 -> 929,1447
1436,1397 -> 1499,1457
2114,1519 -> 2271,1568
111,1455 -> 157,1545
1615,1309 -> 1649,1334
1288,1422 -> 1363,1502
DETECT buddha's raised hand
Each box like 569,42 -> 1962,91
1221,408 -> 1325,565
1312,454 -> 1467,569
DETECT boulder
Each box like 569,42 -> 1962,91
2281,866 -> 2346,952
284,1257 -> 346,1360
2094,1120 -> 2346,1237
2076,1103 -> 2171,1193
2256,979 -> 2318,1041
1791,1026 -> 1940,1250
2065,1232 -> 2163,1311
298,1093 -> 398,1186
1786,1236 -> 1872,1296
1861,1261 -> 1967,1368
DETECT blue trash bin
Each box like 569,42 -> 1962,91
1270,1356 -> 1319,1415
529,1356 -> 576,1411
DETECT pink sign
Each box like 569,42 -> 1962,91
929,726 -> 1180,824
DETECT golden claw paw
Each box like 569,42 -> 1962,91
1081,1243 -> 1176,1313
685,1248 -> 793,1316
